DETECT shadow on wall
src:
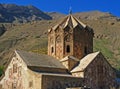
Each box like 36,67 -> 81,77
116,78 -> 120,89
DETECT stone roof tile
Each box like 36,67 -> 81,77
15,50 -> 66,69
52,15 -> 87,31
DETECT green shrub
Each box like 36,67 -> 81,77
0,66 -> 4,76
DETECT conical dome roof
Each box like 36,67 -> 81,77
48,15 -> 93,33
59,15 -> 86,28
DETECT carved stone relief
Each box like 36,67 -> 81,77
56,35 -> 61,43
65,34 -> 71,42
50,37 -> 54,44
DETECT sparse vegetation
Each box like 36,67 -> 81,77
0,10 -> 120,71
31,48 -> 47,54
94,39 -> 113,59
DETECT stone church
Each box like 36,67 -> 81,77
0,15 -> 116,89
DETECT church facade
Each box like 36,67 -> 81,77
0,15 -> 116,89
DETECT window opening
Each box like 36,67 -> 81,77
51,47 -> 54,53
67,45 -> 70,53
84,46 -> 87,55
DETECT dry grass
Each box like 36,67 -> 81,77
0,13 -> 120,70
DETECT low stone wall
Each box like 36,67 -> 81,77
42,74 -> 84,89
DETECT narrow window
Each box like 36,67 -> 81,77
12,83 -> 17,89
84,46 -> 87,55
18,66 -> 22,77
67,45 -> 70,53
13,64 -> 17,73
51,47 -> 54,53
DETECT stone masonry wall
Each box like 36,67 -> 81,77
71,53 -> 116,89
42,74 -> 84,89
61,60 -> 78,71
84,53 -> 116,89
0,54 -> 27,89
73,26 -> 93,59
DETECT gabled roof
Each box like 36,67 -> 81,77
71,52 -> 100,73
60,55 -> 79,62
15,50 -> 66,69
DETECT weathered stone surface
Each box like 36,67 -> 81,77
71,52 -> 116,89
0,50 -> 83,89
0,52 -> 42,89
42,74 -> 84,89
48,15 -> 94,60
0,15 -> 116,89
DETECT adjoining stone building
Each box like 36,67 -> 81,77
0,50 -> 83,89
0,15 -> 116,89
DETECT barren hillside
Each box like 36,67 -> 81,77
0,9 -> 120,70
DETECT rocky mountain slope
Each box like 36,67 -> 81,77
46,12 -> 65,19
0,5 -> 120,71
74,11 -> 118,20
0,4 -> 52,23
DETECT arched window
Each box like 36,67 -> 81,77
51,47 -> 54,53
66,45 -> 70,53
65,34 -> 70,42
12,83 -> 17,89
29,81 -> 33,88
84,46 -> 87,55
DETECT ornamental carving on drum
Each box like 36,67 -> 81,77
56,35 -> 61,43
65,34 -> 71,42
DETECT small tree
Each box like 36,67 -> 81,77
0,66 -> 4,77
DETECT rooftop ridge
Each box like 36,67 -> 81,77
72,15 -> 86,28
